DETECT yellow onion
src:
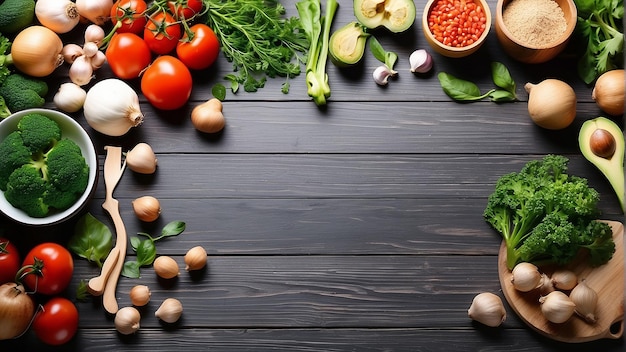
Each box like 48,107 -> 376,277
592,69 -> 625,116
525,79 -> 576,130
9,26 -> 64,77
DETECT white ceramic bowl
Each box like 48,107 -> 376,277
0,108 -> 98,226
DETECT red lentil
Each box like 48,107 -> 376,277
428,0 -> 487,48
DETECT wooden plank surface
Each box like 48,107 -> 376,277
0,0 -> 624,350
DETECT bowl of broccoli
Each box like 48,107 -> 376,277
0,108 -> 98,226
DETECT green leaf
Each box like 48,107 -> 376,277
159,221 -> 186,239
121,261 -> 141,278
68,213 -> 113,267
212,84 -> 226,101
491,62 -> 516,96
369,36 -> 386,63
489,89 -> 517,102
76,280 -> 89,302
135,239 -> 156,267
281,82 -> 290,94
437,72 -> 491,101
130,236 -> 142,251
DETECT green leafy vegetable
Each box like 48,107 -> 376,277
0,34 -> 12,85
69,213 -> 113,268
297,0 -> 339,105
369,36 -> 398,73
574,0 -> 624,84
205,0 -> 309,94
122,220 -> 186,278
438,62 -> 518,102
484,155 -> 615,270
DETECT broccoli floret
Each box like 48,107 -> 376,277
0,113 -> 90,217
0,131 -> 30,190
0,74 -> 48,118
578,220 -> 615,267
17,113 -> 61,153
484,155 -> 615,269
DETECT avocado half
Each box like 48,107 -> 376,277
354,0 -> 416,33
578,117 -> 625,212
329,22 -> 370,67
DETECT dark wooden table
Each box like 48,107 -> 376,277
1,0 -> 624,350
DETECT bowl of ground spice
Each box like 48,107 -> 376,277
422,0 -> 492,58
495,0 -> 577,63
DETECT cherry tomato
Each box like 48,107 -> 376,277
168,0 -> 204,20
176,24 -> 220,70
110,0 -> 148,34
141,55 -> 192,110
21,242 -> 73,295
33,297 -> 79,345
144,12 -> 182,55
106,32 -> 152,79
0,238 -> 20,284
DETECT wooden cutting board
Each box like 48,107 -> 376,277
498,220 -> 624,343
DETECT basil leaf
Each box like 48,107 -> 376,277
122,261 -> 141,278
136,239 -> 157,267
369,36 -> 386,63
491,62 -> 516,96
68,213 -> 113,267
160,221 -> 186,238
489,89 -> 517,102
212,83 -> 227,101
130,236 -> 142,251
438,72 -> 490,101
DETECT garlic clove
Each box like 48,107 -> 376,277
155,298 -> 183,324
467,292 -> 506,327
61,43 -> 83,64
154,256 -> 180,279
551,269 -> 577,291
69,55 -> 94,86
539,291 -> 576,324
538,273 -> 555,296
510,262 -> 542,292
126,142 -> 158,174
84,24 -> 105,45
184,246 -> 208,271
409,49 -> 433,74
53,82 -> 87,113
570,279 -> 598,324
114,306 -> 141,335
132,195 -> 161,222
373,65 -> 394,86
129,285 -> 151,307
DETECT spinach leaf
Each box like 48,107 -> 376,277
68,213 -> 113,267
438,72 -> 493,101
369,36 -> 398,72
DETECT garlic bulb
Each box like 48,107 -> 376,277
75,0 -> 113,25
551,269 -> 577,291
132,196 -> 161,222
570,279 -> 598,324
154,256 -> 180,279
510,262 -> 542,292
35,0 -> 80,34
409,49 -> 433,74
126,143 -> 158,174
539,291 -> 576,324
129,285 -> 151,307
83,79 -> 144,136
114,306 -> 141,335
155,298 -> 183,324
184,246 -> 208,271
467,292 -> 506,327
53,82 -> 87,113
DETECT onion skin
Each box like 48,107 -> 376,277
0,283 -> 35,340
592,69 -> 625,116
525,79 -> 576,130
191,98 -> 225,134
10,26 -> 64,77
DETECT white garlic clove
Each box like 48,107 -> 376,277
69,55 -> 94,86
551,269 -> 577,291
126,142 -> 158,174
184,246 -> 208,271
510,262 -> 542,292
539,291 -> 576,324
154,256 -> 180,279
155,298 -> 183,323
538,273 -> 555,296
373,65 -> 394,86
409,49 -> 433,74
114,306 -> 141,335
53,82 -> 87,113
467,292 -> 506,327
570,279 -> 598,324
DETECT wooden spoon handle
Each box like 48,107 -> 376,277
87,247 -> 120,296
102,198 -> 127,315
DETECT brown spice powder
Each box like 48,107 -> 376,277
502,0 -> 567,47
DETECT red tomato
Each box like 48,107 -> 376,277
33,297 -> 79,345
141,55 -> 192,110
176,24 -> 220,70
168,0 -> 203,20
106,33 -> 152,79
144,12 -> 182,55
110,0 -> 148,34
21,243 -> 73,295
0,238 -> 20,284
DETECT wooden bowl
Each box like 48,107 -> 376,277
495,0 -> 577,63
422,0 -> 492,58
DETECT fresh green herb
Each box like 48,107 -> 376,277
574,0 -> 624,84
484,155 -> 615,270
76,279 -> 89,302
0,35 -> 11,85
205,0 -> 309,94
122,220 -> 186,278
438,62 -> 517,102
68,213 -> 113,268
296,0 -> 339,105
369,36 -> 398,73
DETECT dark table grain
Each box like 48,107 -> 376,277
0,0 -> 624,351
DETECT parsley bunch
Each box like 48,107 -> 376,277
574,0 -> 624,84
205,0 -> 309,96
